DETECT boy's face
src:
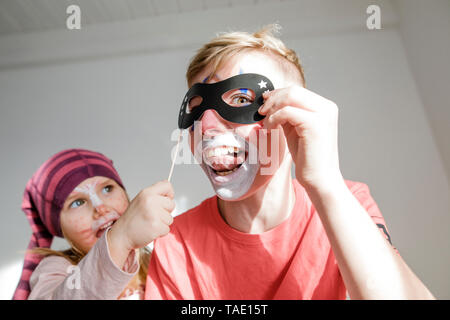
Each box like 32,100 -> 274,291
188,51 -> 291,201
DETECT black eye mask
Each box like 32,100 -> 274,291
178,73 -> 275,129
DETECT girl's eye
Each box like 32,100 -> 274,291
69,199 -> 85,209
102,185 -> 113,194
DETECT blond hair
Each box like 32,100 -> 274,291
31,244 -> 150,289
186,24 -> 305,87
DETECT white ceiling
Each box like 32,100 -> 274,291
0,0 -> 284,35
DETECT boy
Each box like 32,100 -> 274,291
145,25 -> 434,299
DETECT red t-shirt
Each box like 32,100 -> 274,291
145,180 -> 393,300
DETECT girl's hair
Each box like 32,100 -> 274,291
186,24 -> 306,87
29,199 -> 151,286
30,246 -> 151,285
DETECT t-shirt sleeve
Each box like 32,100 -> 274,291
346,181 -> 395,249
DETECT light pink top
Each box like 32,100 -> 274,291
28,228 -> 141,300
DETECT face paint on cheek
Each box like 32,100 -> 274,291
118,200 -> 129,216
61,214 -> 93,247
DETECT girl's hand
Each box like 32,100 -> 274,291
109,180 -> 175,254
259,85 -> 343,192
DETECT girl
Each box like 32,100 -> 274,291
13,148 -> 174,299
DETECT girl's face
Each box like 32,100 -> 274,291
59,176 -> 129,254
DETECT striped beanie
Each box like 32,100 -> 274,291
13,148 -> 124,300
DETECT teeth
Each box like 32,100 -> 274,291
100,221 -> 113,230
214,166 -> 240,176
205,146 -> 241,158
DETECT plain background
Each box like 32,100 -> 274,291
0,0 -> 449,299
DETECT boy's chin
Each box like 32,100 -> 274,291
215,173 -> 273,202
202,159 -> 260,201
215,188 -> 248,201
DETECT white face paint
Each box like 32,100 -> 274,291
75,181 -> 103,208
196,131 -> 259,200
74,181 -> 121,232
91,211 -> 120,232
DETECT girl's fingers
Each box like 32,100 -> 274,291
160,210 -> 174,225
159,224 -> 170,237
160,196 -> 176,213
147,180 -> 175,199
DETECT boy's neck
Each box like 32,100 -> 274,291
217,158 -> 295,234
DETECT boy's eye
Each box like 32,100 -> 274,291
222,89 -> 255,107
69,199 -> 85,209
102,185 -> 113,194
231,95 -> 252,106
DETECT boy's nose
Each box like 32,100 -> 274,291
201,109 -> 229,136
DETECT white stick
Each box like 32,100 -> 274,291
168,130 -> 183,182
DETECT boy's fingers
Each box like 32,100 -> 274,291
265,106 -> 312,130
260,86 -> 331,115
259,90 -> 276,115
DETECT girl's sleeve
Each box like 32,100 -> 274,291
28,228 -> 139,300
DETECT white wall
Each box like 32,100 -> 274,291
394,0 -> 450,184
0,0 -> 449,299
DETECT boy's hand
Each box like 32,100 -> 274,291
109,180 -> 175,252
259,85 -> 343,192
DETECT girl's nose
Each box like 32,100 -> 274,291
93,204 -> 110,219
201,109 -> 229,136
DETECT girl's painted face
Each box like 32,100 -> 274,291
59,176 -> 129,254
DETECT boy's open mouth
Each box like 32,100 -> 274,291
203,145 -> 247,176
199,134 -> 259,200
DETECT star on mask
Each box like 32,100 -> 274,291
257,80 -> 267,89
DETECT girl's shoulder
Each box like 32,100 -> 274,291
29,255 -> 75,297
33,255 -> 74,276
